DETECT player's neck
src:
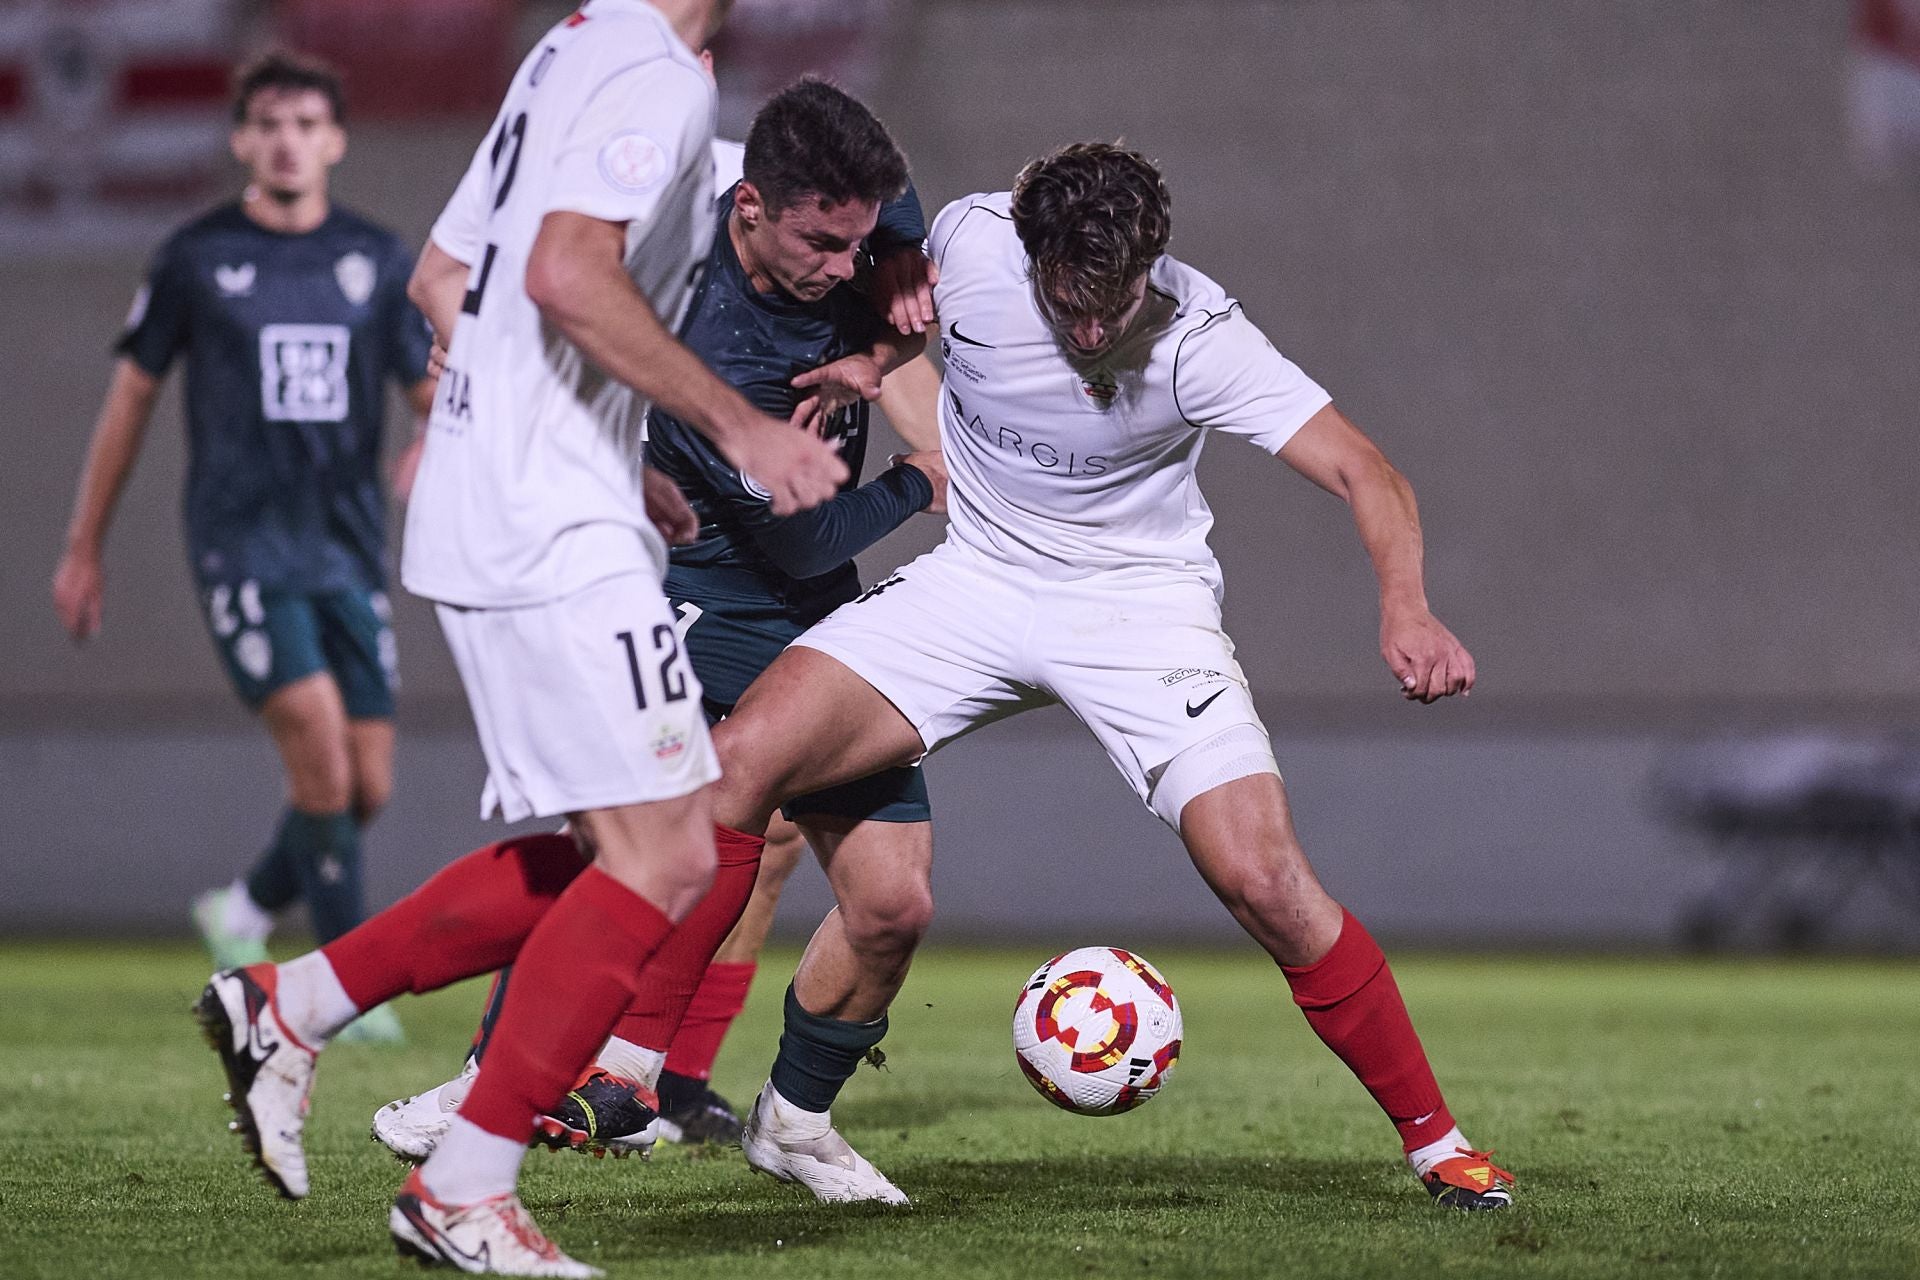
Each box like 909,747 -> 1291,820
240,185 -> 331,236
727,212 -> 779,297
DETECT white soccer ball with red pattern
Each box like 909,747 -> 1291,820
1011,946 -> 1183,1115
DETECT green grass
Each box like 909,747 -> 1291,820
1,941 -> 1916,1279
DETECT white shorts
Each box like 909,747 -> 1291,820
436,571 -> 718,822
793,541 -> 1269,818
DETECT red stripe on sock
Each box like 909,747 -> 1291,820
460,867 -> 675,1142
1280,909 -> 1455,1152
615,824 -> 765,1059
321,834 -> 583,1012
662,960 -> 757,1081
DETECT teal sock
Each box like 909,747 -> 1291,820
768,984 -> 888,1113
243,810 -> 304,912
284,810 -> 363,943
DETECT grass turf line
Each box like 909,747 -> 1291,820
0,941 -> 1915,1279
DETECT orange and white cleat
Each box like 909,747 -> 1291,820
1418,1146 -> 1515,1211
390,1168 -> 601,1277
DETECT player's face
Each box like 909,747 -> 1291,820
744,190 -> 881,302
230,89 -> 345,201
1037,272 -> 1151,359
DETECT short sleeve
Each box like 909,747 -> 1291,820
382,238 -> 435,383
1172,306 -> 1332,454
868,180 -> 927,256
114,238 -> 191,377
544,56 -> 711,230
428,137 -> 492,263
927,196 -> 976,274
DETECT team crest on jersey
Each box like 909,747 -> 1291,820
599,131 -> 669,195
334,251 -> 377,306
652,724 -> 687,762
738,469 -> 773,502
1076,370 -> 1119,410
215,263 -> 256,297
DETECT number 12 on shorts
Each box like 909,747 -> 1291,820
616,625 -> 689,711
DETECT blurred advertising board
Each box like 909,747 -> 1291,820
0,0 -> 235,255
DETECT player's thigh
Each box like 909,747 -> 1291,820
260,670 -> 355,810
313,587 -> 399,720
434,572 -> 718,824
711,646 -> 926,825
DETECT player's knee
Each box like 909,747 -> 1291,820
843,883 -> 935,959
288,756 -> 354,813
352,768 -> 393,825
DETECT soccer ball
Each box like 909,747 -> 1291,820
1011,946 -> 1182,1115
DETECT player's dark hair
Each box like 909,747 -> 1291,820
231,50 -> 346,126
742,78 -> 908,216
1011,142 -> 1172,326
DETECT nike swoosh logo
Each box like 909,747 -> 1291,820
947,323 -> 995,348
1185,688 -> 1228,718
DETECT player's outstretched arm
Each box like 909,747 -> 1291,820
1277,403 -> 1475,703
51,359 -> 163,642
789,330 -> 926,436
525,211 -> 847,515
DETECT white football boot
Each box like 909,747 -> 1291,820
391,1168 -> 602,1277
740,1082 -> 908,1205
191,964 -> 318,1199
372,1058 -> 479,1161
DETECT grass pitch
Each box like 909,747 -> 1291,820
0,941 -> 1916,1280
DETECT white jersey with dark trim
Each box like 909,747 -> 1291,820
403,0 -> 717,608
928,191 -> 1331,598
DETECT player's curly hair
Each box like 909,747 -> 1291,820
1011,142 -> 1172,326
232,50 -> 346,126
744,78 -> 909,215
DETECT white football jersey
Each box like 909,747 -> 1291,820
928,192 -> 1332,599
403,0 -> 717,608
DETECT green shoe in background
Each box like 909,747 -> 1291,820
190,888 -> 270,971
335,1002 -> 406,1046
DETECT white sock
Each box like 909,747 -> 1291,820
1407,1125 -> 1471,1176
595,1035 -> 667,1090
420,1116 -> 526,1204
764,1081 -> 831,1135
220,880 -> 274,941
272,952 -> 360,1045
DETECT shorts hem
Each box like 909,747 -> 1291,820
788,636 -> 937,752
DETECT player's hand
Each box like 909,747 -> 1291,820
870,247 -> 937,335
790,353 -> 884,437
51,548 -> 105,642
642,466 -> 700,546
1381,606 -> 1475,704
427,341 -> 449,379
727,417 -> 850,516
893,450 -> 948,515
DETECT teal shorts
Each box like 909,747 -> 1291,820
200,582 -> 398,719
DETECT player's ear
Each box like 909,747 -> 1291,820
228,125 -> 249,167
322,122 -> 347,167
734,180 -> 763,227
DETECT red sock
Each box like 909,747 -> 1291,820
321,834 -> 583,1012
460,867 -> 675,1141
1280,909 -> 1455,1153
662,961 -> 757,1081
615,824 -> 765,1059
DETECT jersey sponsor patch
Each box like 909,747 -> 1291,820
260,324 -> 352,422
597,131 -> 670,195
334,251 -> 377,306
